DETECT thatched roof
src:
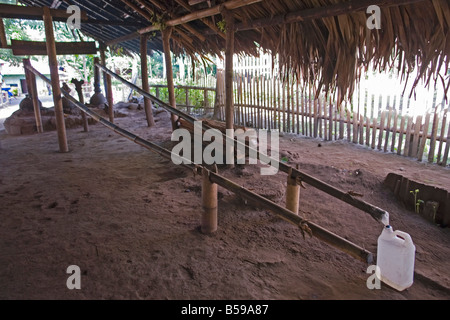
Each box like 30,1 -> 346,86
17,0 -> 450,101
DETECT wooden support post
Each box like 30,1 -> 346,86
0,18 -> 7,48
140,34 -> 155,127
162,27 -> 178,130
224,9 -> 235,167
43,7 -> 68,153
202,167 -> 218,234
286,171 -> 300,215
23,59 -> 43,133
71,78 -> 89,132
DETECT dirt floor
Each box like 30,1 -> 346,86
0,105 -> 449,300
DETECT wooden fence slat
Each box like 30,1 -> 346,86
329,97 -> 333,141
397,115 -> 406,155
352,111 -> 358,144
346,106 -> 351,142
390,110 -> 398,153
384,108 -> 392,152
441,121 -> 450,166
371,117 -> 377,149
365,116 -> 370,147
378,111 -> 386,150
403,116 -> 413,157
359,114 -> 364,145
339,105 -> 344,140
417,112 -> 431,161
411,115 -> 423,158
436,110 -> 447,163
428,110 -> 439,163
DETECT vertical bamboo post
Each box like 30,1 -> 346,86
224,9 -> 235,167
71,78 -> 88,132
436,110 -> 448,163
162,27 -> 178,130
390,110 -> 398,152
377,111 -> 386,150
140,34 -> 155,127
286,170 -> 300,215
397,115 -> 406,155
101,44 -> 114,123
441,122 -> 450,166
23,59 -> 43,133
417,113 -> 431,161
403,116 -> 413,157
202,167 -> 218,234
43,7 -> 68,153
411,115 -> 423,158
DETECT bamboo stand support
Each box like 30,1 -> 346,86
286,171 -> 300,215
202,167 -> 218,234
71,78 -> 89,132
23,59 -> 43,133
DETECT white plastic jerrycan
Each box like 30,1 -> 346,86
376,225 -> 416,291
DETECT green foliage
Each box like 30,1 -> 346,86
410,189 -> 424,214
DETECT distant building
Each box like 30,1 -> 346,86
1,60 -> 53,96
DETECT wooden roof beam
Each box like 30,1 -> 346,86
0,3 -> 88,21
173,0 -> 226,39
139,0 -> 207,42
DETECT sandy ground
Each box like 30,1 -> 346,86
0,105 -> 449,300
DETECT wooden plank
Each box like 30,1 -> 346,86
314,97 -> 319,138
0,3 -> 88,21
296,85 -> 300,134
339,104 -> 344,140
417,112 -> 431,161
308,86 -> 312,136
329,96 -> 333,141
403,116 -> 413,157
323,96 -> 328,140
397,115 -> 406,155
384,108 -> 392,152
377,111 -> 386,150
436,110 -> 448,163
428,111 -> 440,163
11,39 -> 97,56
390,110 -> 398,152
346,106 -> 351,141
411,115 -> 422,158
301,89 -> 305,135
278,79 -> 282,131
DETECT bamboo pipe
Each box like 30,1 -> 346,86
95,62 -> 390,225
140,34 -> 155,127
25,63 -> 375,265
23,59 -> 43,133
202,167 -> 218,234
286,170 -> 300,215
43,7 -> 68,153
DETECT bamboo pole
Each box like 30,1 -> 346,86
140,34 -> 155,127
359,114 -> 364,145
371,118 -> 377,149
377,111 -> 386,150
365,116 -> 370,147
202,167 -> 218,234
23,59 -> 43,133
384,108 -> 392,152
162,27 -> 178,130
224,9 -> 235,166
441,122 -> 450,166
71,78 -> 89,132
100,44 -> 114,124
352,111 -> 358,144
43,7 -> 68,153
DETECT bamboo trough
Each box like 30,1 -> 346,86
26,62 -> 377,264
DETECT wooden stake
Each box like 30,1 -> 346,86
428,111 -> 439,163
43,7 -> 68,153
140,34 -> 155,127
411,115 -> 422,158
286,171 -> 300,215
202,167 -> 218,234
417,113 -> 430,161
397,115 -> 406,155
23,59 -> 43,133
162,27 -> 178,130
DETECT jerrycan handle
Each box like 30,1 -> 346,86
394,230 -> 413,246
